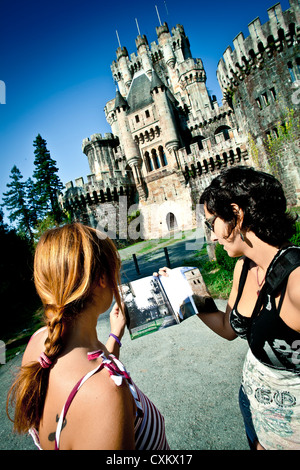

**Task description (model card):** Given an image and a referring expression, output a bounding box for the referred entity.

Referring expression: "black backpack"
[251,246,300,321]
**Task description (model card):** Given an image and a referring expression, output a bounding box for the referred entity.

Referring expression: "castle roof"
[126,70,153,114]
[150,69,164,91]
[114,90,128,110]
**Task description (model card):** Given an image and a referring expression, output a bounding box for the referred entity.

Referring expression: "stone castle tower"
[60,0,300,240]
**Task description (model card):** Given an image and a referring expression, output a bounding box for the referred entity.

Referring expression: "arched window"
[151,149,160,169]
[184,165,190,181]
[100,190,106,203]
[191,164,196,178]
[158,146,168,166]
[216,155,222,169]
[288,61,296,82]
[296,57,300,77]
[144,151,153,172]
[258,42,265,54]
[197,161,202,175]
[106,188,112,202]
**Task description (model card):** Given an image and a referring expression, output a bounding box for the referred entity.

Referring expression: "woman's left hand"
[110,303,126,340]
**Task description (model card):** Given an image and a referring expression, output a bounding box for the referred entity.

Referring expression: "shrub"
[215,243,238,272]
[290,221,300,247]
[0,228,40,340]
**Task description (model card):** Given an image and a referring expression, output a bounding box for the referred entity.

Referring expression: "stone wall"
[217,0,300,204]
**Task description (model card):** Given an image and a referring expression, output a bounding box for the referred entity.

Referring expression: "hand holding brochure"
[120,266,218,340]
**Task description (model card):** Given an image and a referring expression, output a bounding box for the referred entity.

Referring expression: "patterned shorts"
[240,349,300,450]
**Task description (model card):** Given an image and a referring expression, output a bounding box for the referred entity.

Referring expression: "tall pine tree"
[2,165,36,242]
[32,134,64,223]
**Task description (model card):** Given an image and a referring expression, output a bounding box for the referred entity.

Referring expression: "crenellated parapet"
[217,1,300,95]
[82,132,125,179]
[215,0,300,206]
[60,173,136,214]
[178,128,249,182]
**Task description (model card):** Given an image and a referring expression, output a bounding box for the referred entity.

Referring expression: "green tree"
[1,165,36,242]
[0,224,40,340]
[32,134,64,223]
[0,207,8,233]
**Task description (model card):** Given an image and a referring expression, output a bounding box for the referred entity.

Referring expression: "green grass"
[182,244,235,299]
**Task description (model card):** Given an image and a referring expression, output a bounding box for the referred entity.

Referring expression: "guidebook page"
[158,267,198,321]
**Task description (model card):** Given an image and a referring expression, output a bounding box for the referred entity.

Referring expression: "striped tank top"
[30,350,169,450]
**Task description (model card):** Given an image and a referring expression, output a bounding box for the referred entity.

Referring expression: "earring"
[240,231,245,242]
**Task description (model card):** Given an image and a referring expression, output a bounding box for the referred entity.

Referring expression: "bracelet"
[109,333,122,347]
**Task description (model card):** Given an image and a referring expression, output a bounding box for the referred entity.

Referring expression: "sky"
[0,0,291,222]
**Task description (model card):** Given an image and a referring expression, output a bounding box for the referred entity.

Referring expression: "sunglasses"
[204,215,218,232]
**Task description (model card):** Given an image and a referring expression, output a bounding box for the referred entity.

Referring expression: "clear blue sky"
[0,0,291,218]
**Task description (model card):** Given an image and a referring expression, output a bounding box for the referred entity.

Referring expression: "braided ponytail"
[7,223,122,434]
[44,307,64,361]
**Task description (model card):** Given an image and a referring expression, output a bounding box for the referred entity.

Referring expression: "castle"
[59,0,300,241]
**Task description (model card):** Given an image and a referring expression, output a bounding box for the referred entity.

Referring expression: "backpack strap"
[250,246,300,322]
[266,247,300,294]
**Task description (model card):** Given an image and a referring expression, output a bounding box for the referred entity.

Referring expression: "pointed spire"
[150,69,165,92]
[114,90,128,110]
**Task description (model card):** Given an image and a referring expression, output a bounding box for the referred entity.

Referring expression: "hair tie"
[38,352,52,369]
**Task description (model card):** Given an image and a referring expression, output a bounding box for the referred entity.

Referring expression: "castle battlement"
[61,2,300,234]
[61,172,135,210]
[178,129,248,178]
[217,1,299,93]
[82,132,116,152]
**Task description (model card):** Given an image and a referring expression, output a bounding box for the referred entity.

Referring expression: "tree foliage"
[0,209,40,340]
[0,134,68,339]
[2,166,37,242]
[2,134,67,244]
[32,134,64,224]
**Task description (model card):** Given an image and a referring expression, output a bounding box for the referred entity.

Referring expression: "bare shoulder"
[287,266,300,309]
[68,365,136,449]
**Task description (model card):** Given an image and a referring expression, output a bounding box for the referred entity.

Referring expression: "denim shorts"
[239,384,258,450]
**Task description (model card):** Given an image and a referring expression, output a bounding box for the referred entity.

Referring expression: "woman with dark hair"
[7,223,169,450]
[158,166,300,450]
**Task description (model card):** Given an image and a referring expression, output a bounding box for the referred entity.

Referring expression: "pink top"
[30,350,169,450]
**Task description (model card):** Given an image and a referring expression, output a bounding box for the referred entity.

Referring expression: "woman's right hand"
[109,302,126,339]
[153,266,171,277]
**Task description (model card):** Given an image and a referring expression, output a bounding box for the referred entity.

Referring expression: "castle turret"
[150,70,181,167]
[135,34,153,77]
[156,23,176,68]
[171,24,192,63]
[177,57,213,120]
[82,133,117,179]
[114,90,146,199]
[111,46,133,96]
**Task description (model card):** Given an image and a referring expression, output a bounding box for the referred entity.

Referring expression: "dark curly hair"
[200,166,297,247]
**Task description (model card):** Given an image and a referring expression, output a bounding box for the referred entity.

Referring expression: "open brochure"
[120,266,218,340]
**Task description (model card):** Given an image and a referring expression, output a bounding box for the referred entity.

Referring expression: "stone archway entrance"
[166,212,178,232]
